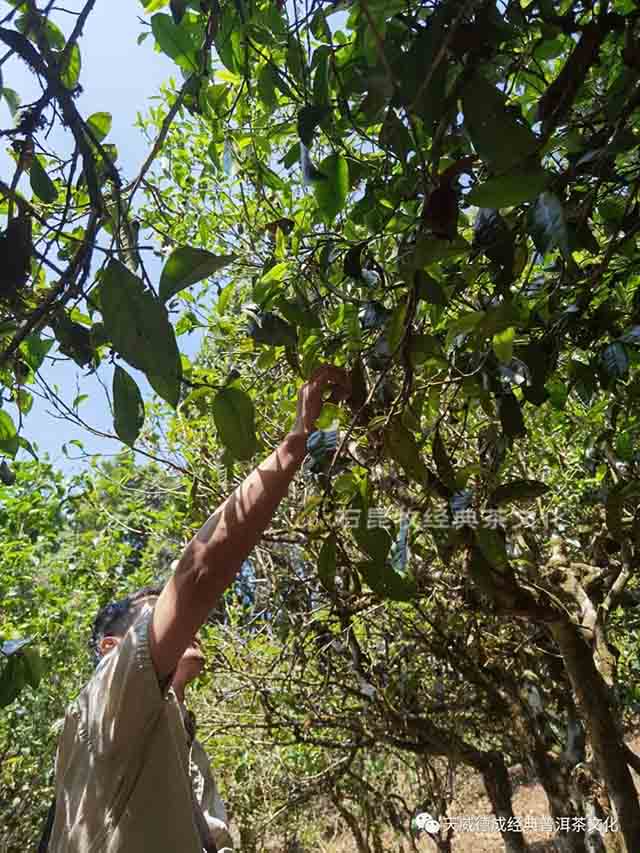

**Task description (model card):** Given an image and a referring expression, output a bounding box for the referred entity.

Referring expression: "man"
[47,364,351,852]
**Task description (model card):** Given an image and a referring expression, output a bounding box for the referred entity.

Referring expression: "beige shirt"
[49,610,231,852]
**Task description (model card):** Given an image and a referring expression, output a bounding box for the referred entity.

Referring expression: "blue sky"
[1,0,204,471]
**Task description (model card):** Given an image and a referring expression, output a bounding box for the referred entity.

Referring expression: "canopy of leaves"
[3,0,640,849]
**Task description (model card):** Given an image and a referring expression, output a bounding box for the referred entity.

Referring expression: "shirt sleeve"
[81,608,171,757]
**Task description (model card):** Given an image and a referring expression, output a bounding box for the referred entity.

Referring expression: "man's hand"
[150,363,351,681]
[289,364,352,440]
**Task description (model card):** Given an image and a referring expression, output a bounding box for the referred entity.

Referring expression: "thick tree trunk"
[533,752,586,853]
[551,620,640,853]
[517,689,587,853]
[477,751,527,853]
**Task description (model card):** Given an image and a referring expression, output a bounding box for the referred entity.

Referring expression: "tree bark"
[551,619,640,852]
[476,751,527,853]
[532,749,586,853]
[525,698,587,853]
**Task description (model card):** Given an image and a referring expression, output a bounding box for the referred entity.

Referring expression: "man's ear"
[98,635,120,657]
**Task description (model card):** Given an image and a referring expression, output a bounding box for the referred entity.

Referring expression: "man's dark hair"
[88,586,163,666]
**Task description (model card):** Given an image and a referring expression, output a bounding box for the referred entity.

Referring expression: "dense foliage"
[2,0,640,850]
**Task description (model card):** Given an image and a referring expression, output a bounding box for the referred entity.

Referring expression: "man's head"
[89,586,163,666]
[88,587,206,688]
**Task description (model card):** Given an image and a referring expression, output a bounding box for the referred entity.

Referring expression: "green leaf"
[475,527,510,573]
[257,63,278,109]
[212,387,258,461]
[383,420,430,487]
[16,389,32,415]
[432,430,456,490]
[467,166,550,207]
[411,236,469,268]
[387,303,407,353]
[213,10,243,74]
[278,297,321,330]
[358,559,416,601]
[312,46,331,108]
[0,435,18,459]
[29,157,58,204]
[0,410,17,445]
[16,13,65,50]
[113,366,145,446]
[297,105,329,147]
[217,283,234,315]
[497,392,526,439]
[445,311,486,351]
[142,0,169,10]
[493,327,515,364]
[2,87,21,117]
[354,525,392,565]
[281,143,301,170]
[315,402,341,430]
[314,155,349,222]
[462,74,539,171]
[0,460,15,484]
[0,657,25,708]
[247,312,297,347]
[399,20,447,130]
[546,379,568,410]
[489,479,549,505]
[160,247,236,302]
[258,162,287,192]
[260,261,289,285]
[379,108,412,162]
[86,112,112,142]
[20,335,53,371]
[287,40,306,86]
[272,68,294,100]
[528,192,570,258]
[17,436,38,461]
[100,260,182,407]
[60,44,81,89]
[606,481,640,541]
[151,13,198,71]
[415,270,447,305]
[318,533,337,592]
[22,648,44,689]
[408,334,443,367]
[602,342,629,380]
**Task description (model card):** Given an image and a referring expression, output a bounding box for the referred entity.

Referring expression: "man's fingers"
[308,364,351,394]
[326,387,347,404]
[325,380,352,403]
[308,365,338,385]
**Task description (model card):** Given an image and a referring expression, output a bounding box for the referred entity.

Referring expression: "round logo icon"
[414,811,441,834]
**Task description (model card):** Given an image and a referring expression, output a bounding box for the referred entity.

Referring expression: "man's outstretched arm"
[150,364,351,680]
